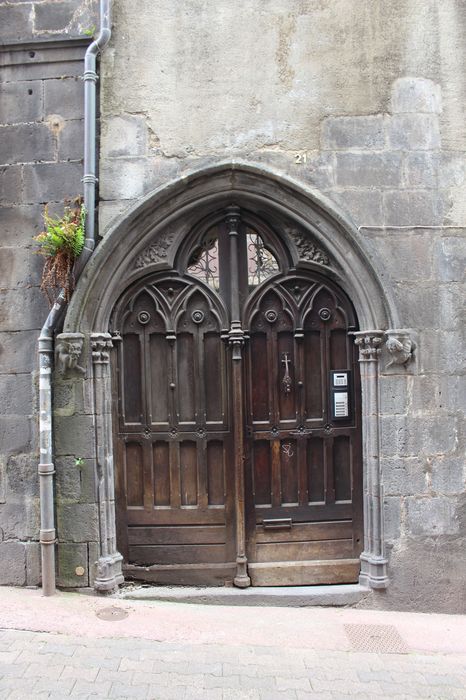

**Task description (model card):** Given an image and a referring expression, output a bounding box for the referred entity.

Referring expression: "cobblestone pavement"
[0,587,465,699]
[1,627,466,700]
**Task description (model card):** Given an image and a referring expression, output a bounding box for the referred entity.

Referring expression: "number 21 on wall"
[294,152,307,164]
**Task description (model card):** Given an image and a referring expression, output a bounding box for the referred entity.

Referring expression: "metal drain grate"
[344,623,409,654]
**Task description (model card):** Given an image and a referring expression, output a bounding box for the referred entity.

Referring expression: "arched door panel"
[113,216,363,587]
[244,276,363,585]
[114,277,235,584]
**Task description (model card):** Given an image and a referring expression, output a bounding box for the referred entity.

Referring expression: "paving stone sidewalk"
[1,627,466,700]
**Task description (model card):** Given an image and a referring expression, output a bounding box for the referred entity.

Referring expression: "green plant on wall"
[34,197,86,306]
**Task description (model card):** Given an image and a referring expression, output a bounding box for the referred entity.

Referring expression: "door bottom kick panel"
[247,558,360,586]
[124,562,237,586]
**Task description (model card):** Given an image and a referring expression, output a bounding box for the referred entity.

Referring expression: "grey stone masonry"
[0,30,90,587]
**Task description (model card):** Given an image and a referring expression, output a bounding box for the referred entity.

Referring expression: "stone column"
[91,332,124,592]
[353,330,389,589]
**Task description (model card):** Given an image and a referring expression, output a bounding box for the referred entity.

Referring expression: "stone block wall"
[0,0,465,610]
[96,0,466,612]
[0,0,97,587]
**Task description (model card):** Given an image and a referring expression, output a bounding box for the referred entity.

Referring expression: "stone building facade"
[0,0,465,612]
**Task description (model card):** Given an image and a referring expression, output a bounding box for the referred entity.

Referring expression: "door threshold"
[115,582,370,607]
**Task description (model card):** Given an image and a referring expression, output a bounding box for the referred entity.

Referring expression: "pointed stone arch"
[61,162,402,591]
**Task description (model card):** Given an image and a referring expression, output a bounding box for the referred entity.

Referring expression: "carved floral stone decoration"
[134,230,175,269]
[286,227,331,266]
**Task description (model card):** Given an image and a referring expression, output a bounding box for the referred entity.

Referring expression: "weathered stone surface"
[102,114,148,158]
[403,152,439,189]
[58,119,84,161]
[0,5,32,43]
[383,190,443,226]
[25,541,41,587]
[322,116,385,150]
[383,496,402,542]
[34,0,79,32]
[363,231,434,283]
[335,152,402,188]
[44,77,84,121]
[0,542,26,585]
[57,503,99,543]
[0,247,43,289]
[390,77,442,114]
[1,205,45,245]
[56,542,89,587]
[0,124,55,165]
[0,81,43,125]
[6,453,39,498]
[87,541,99,585]
[0,287,48,332]
[0,416,32,456]
[0,331,38,374]
[0,165,22,206]
[0,456,5,505]
[405,496,459,536]
[54,415,95,458]
[55,456,82,501]
[418,329,466,375]
[99,157,150,200]
[382,533,466,613]
[98,199,136,235]
[379,375,409,415]
[387,114,441,151]
[0,500,39,541]
[22,161,83,204]
[430,456,465,496]
[331,189,383,227]
[439,152,466,188]
[382,457,429,497]
[434,237,466,282]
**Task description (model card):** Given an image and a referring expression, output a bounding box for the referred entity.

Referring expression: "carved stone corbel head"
[55,333,86,377]
[384,329,415,368]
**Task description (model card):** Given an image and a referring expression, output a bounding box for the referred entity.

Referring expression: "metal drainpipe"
[38,0,112,596]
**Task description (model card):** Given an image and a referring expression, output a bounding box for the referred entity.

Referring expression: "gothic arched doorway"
[111,206,363,586]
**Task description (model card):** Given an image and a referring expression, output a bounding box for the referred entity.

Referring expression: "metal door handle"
[281,353,292,394]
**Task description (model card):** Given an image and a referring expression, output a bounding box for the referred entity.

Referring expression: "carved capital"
[91,332,113,365]
[225,204,241,234]
[384,329,415,369]
[55,333,85,376]
[353,330,384,362]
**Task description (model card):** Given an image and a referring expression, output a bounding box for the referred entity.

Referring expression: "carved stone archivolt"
[55,333,86,376]
[286,227,331,266]
[134,230,175,269]
[385,329,415,368]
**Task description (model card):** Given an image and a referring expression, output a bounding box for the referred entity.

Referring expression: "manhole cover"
[96,606,129,621]
[344,623,409,654]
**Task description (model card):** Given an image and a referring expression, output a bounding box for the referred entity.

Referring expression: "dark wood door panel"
[255,520,353,544]
[114,275,234,573]
[244,274,363,583]
[248,559,361,586]
[254,538,355,563]
[128,525,227,546]
[129,544,228,566]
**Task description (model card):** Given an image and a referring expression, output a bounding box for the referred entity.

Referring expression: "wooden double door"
[114,213,363,586]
